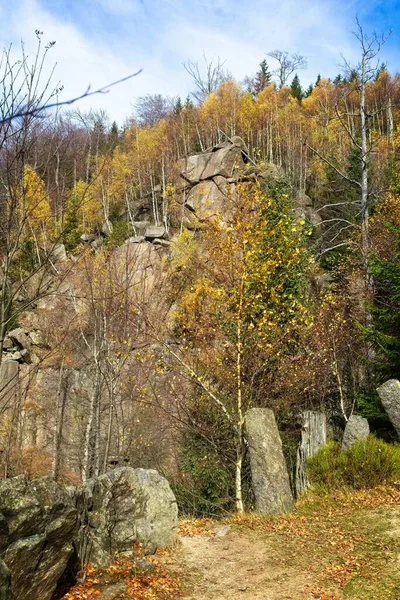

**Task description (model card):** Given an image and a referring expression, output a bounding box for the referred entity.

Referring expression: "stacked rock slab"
[342,415,370,449]
[245,408,293,514]
[377,379,400,437]
[177,138,250,226]
[76,467,178,567]
[0,476,78,600]
[295,411,327,497]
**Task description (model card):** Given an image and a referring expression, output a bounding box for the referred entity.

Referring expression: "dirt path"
[172,501,400,600]
[174,527,317,600]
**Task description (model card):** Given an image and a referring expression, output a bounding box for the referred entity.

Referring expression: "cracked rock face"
[0,476,78,600]
[178,144,245,184]
[76,467,178,568]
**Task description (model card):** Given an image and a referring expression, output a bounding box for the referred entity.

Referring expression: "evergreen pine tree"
[184,95,194,109]
[304,83,314,97]
[254,59,271,94]
[290,74,303,102]
[108,121,119,150]
[174,97,183,114]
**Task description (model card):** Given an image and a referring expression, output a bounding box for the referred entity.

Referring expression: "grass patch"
[228,486,400,599]
[307,436,400,491]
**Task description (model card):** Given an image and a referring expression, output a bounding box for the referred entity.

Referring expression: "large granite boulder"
[186,176,230,221]
[0,476,78,600]
[296,410,327,497]
[342,415,370,449]
[377,379,400,437]
[245,408,293,514]
[179,143,245,184]
[76,467,178,567]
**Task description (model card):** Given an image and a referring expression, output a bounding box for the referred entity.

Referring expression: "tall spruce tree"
[254,59,271,94]
[290,74,303,102]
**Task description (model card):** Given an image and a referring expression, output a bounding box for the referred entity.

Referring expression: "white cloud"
[1,0,394,124]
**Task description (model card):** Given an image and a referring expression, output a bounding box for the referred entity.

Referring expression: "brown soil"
[174,527,319,600]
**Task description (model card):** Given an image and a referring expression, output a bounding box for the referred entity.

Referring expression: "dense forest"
[1,28,400,515]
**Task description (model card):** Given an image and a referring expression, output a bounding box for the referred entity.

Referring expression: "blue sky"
[1,0,399,123]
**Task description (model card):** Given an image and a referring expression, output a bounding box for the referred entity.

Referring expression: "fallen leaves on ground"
[59,486,400,600]
[59,545,181,600]
[227,485,400,599]
[177,517,216,537]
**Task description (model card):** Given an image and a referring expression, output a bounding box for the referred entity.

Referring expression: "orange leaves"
[60,550,180,600]
[323,558,361,588]
[231,485,399,599]
[177,518,216,537]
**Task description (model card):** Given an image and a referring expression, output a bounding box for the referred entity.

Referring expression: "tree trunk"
[235,279,245,513]
[295,410,327,497]
[52,366,69,480]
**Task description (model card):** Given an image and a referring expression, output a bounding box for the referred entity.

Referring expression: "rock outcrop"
[76,467,178,567]
[245,408,293,514]
[0,476,78,600]
[0,560,10,600]
[0,468,178,598]
[295,410,327,497]
[178,139,246,184]
[176,138,250,227]
[342,415,370,449]
[0,360,19,407]
[377,379,400,437]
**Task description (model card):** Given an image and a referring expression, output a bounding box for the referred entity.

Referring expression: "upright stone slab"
[342,415,369,449]
[245,408,293,514]
[295,410,327,497]
[377,379,400,437]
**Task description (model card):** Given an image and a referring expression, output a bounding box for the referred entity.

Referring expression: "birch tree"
[166,182,312,511]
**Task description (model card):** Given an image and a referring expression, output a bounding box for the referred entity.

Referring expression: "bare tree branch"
[267,50,307,87]
[0,70,142,125]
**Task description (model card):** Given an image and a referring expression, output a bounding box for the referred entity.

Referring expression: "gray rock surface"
[80,232,97,243]
[342,415,370,449]
[0,360,19,405]
[377,379,400,437]
[1,338,12,350]
[144,226,166,240]
[0,559,10,600]
[179,143,244,184]
[245,408,293,514]
[153,238,172,247]
[125,236,145,244]
[132,221,150,236]
[8,328,31,351]
[185,177,229,220]
[28,330,43,346]
[296,411,327,497]
[76,467,178,567]
[0,476,78,600]
[52,243,68,262]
